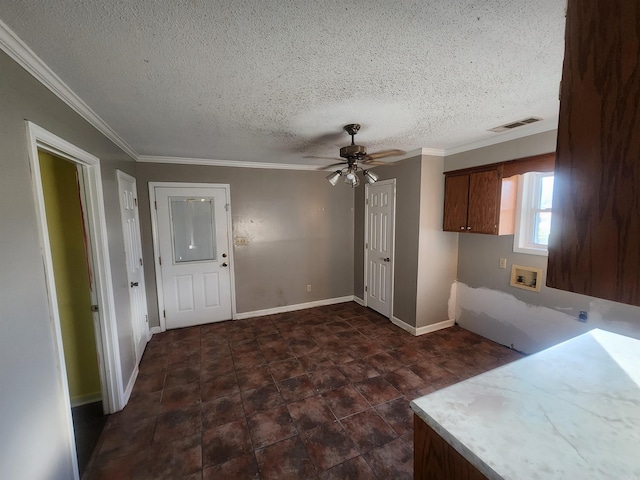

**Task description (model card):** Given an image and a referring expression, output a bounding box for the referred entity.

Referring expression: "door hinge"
[154,201,157,210]
[91,304,99,312]
[365,198,369,205]
[159,256,162,265]
[163,310,166,318]
[225,203,230,211]
[134,198,138,207]
[365,242,368,249]
[139,257,143,266]
[144,314,148,324]
[365,286,368,292]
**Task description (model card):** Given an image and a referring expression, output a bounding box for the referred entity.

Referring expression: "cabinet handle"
[467,226,471,230]
[460,226,465,230]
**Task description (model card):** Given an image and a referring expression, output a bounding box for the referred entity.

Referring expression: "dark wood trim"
[414,415,488,480]
[445,152,555,178]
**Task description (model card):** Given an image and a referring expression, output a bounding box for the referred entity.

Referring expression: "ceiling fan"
[314,124,405,187]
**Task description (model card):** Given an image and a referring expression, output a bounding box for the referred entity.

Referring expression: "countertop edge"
[410,399,503,480]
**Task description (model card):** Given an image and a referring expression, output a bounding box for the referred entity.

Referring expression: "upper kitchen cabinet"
[547,0,640,307]
[444,166,512,235]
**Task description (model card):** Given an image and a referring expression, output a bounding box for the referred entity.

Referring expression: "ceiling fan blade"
[363,149,406,160]
[303,155,343,161]
[318,162,348,170]
[359,160,389,166]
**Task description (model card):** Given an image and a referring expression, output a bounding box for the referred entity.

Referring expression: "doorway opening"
[26,121,124,480]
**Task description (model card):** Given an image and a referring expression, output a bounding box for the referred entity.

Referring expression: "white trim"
[353,296,365,306]
[1,20,137,160]
[122,365,139,406]
[391,316,455,336]
[419,147,445,157]
[150,326,162,335]
[443,123,557,156]
[138,155,321,171]
[235,296,355,320]
[415,319,456,336]
[70,393,103,408]
[149,182,238,331]
[25,122,125,480]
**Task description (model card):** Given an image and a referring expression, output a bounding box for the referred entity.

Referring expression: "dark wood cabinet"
[546,0,640,307]
[443,167,502,234]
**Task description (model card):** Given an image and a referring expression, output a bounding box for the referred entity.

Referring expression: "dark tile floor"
[72,401,108,477]
[84,302,523,480]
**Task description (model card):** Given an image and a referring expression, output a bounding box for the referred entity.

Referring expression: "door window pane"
[170,197,216,263]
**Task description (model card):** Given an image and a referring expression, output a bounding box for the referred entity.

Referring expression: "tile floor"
[84,302,523,480]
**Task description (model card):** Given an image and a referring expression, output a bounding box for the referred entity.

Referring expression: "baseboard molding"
[70,392,102,408]
[415,319,456,336]
[353,296,365,306]
[149,326,162,336]
[235,296,355,320]
[121,365,139,407]
[391,316,455,336]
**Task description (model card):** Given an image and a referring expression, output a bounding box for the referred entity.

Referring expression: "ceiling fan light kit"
[320,124,405,188]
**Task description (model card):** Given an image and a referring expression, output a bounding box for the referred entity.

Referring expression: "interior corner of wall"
[448,281,459,321]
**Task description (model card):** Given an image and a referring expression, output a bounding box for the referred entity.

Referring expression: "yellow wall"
[39,151,101,403]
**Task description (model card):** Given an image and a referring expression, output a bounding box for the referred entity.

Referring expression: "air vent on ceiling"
[489,117,542,133]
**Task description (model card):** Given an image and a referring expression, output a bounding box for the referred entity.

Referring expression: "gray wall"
[354,156,422,325]
[354,154,458,329]
[0,51,135,479]
[136,163,354,325]
[446,131,640,353]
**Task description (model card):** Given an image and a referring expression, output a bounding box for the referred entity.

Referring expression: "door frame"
[25,122,124,479]
[363,178,397,319]
[116,170,150,362]
[149,182,237,331]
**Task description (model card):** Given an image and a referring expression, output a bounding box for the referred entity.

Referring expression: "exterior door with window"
[155,186,233,329]
[365,180,396,318]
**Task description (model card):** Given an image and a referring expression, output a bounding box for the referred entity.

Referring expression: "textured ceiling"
[0,1,566,165]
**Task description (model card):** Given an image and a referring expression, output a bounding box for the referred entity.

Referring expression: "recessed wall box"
[510,265,543,292]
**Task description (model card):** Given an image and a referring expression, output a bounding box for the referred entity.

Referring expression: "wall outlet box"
[510,264,543,292]
[499,258,507,269]
[307,285,312,292]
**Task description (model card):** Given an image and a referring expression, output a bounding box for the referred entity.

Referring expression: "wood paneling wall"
[547,0,640,306]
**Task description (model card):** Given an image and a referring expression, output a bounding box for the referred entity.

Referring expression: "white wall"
[415,155,459,328]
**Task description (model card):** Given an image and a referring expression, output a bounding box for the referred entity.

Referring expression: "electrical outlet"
[499,258,507,269]
[307,285,312,292]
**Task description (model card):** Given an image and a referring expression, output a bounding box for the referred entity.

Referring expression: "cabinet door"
[443,175,469,232]
[547,0,640,306]
[467,170,500,234]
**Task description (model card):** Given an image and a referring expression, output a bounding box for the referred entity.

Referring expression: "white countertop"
[410,329,640,480]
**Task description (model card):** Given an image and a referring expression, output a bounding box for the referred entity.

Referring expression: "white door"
[117,171,149,363]
[154,185,233,329]
[365,180,395,317]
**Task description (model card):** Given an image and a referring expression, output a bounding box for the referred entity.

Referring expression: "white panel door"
[117,171,148,363]
[366,180,395,317]
[155,186,232,329]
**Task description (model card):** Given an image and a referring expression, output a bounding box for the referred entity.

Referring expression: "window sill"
[513,245,548,256]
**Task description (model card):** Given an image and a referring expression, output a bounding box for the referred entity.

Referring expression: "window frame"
[513,171,554,256]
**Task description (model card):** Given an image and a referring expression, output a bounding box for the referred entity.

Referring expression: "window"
[513,172,554,256]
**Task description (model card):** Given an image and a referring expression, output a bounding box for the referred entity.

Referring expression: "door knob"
[222,253,227,258]
[221,262,228,267]
[383,258,390,262]
[130,282,139,287]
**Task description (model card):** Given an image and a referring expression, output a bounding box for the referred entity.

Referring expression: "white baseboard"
[149,326,162,335]
[353,296,365,306]
[415,319,456,336]
[391,316,455,336]
[121,365,139,407]
[70,392,102,408]
[235,295,355,320]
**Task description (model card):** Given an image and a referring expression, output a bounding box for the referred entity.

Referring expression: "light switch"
[499,258,507,269]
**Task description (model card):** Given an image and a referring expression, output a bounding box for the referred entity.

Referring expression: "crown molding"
[419,147,445,157]
[443,122,557,156]
[137,155,322,171]
[0,18,138,160]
